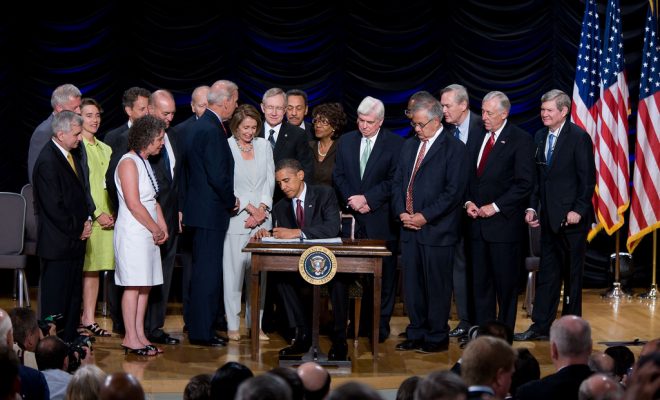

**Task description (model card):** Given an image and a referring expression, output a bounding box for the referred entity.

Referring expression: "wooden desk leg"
[250,255,261,362]
[372,259,382,360]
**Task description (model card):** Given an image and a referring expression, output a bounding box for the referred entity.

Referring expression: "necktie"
[268,129,276,149]
[162,146,172,181]
[405,140,428,213]
[359,138,371,179]
[296,199,304,228]
[453,126,461,140]
[476,132,495,177]
[220,120,228,137]
[546,133,555,165]
[66,153,78,176]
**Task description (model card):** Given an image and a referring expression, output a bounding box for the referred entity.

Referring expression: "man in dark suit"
[404,91,436,139]
[179,80,238,347]
[143,89,181,346]
[28,84,82,184]
[462,336,517,400]
[440,83,484,338]
[286,89,314,141]
[254,159,343,359]
[515,89,596,341]
[102,86,151,334]
[32,111,92,342]
[465,91,534,332]
[173,85,210,142]
[515,316,593,400]
[392,98,468,353]
[258,88,314,190]
[333,96,403,343]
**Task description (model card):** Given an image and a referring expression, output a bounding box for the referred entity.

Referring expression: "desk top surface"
[243,238,392,257]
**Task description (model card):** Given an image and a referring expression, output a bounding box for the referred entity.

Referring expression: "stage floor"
[2,288,657,394]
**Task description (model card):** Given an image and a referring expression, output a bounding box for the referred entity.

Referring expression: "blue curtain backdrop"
[0,1,653,275]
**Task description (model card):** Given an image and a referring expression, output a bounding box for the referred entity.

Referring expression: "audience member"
[395,375,419,400]
[35,336,72,400]
[269,367,304,400]
[0,347,20,400]
[461,336,516,399]
[286,89,314,140]
[297,362,331,400]
[183,374,211,400]
[640,338,660,357]
[310,102,347,187]
[589,352,616,375]
[210,361,254,400]
[578,373,624,400]
[66,364,107,400]
[99,372,145,400]
[622,352,660,400]
[516,315,593,400]
[235,374,292,400]
[510,348,540,397]
[326,381,383,400]
[8,307,41,369]
[414,371,467,400]
[451,320,514,375]
[604,345,635,384]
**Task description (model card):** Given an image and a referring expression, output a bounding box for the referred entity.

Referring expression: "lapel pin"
[500,140,506,144]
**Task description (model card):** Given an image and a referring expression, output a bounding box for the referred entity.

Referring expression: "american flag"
[594,0,630,237]
[627,2,660,253]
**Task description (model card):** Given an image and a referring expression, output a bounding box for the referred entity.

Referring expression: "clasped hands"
[244,203,269,229]
[347,195,370,214]
[253,227,301,239]
[400,212,427,230]
[466,202,496,219]
[524,210,581,228]
[96,212,115,229]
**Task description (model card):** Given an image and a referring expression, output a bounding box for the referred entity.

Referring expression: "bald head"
[99,372,145,400]
[148,89,176,128]
[550,316,592,365]
[578,373,623,400]
[297,362,330,400]
[191,85,210,118]
[589,352,615,375]
[0,308,12,348]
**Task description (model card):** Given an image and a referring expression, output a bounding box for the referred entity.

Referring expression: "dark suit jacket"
[32,141,89,260]
[272,184,340,239]
[333,128,403,240]
[258,122,314,183]
[104,122,130,212]
[148,127,180,235]
[530,121,596,233]
[302,121,315,141]
[173,115,196,148]
[392,129,468,246]
[71,143,96,217]
[180,109,235,231]
[466,121,534,242]
[444,111,484,158]
[515,364,592,400]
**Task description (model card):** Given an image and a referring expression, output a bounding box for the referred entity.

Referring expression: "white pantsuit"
[223,137,274,331]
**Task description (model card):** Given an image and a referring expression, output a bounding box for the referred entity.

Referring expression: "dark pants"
[187,227,226,342]
[452,236,473,329]
[40,257,84,342]
[531,220,588,333]
[401,237,453,344]
[144,231,178,337]
[471,239,520,330]
[106,270,124,332]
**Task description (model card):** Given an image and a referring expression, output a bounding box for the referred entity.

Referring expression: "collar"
[457,112,471,138]
[51,138,71,158]
[362,129,380,144]
[294,182,307,204]
[299,121,306,130]
[424,125,443,147]
[490,119,507,139]
[265,121,283,135]
[468,386,495,395]
[549,120,566,137]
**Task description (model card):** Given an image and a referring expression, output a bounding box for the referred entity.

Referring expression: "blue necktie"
[268,129,276,149]
[453,126,461,139]
[546,134,555,165]
[162,146,172,181]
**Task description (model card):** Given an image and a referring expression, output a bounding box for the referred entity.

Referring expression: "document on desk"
[260,237,343,244]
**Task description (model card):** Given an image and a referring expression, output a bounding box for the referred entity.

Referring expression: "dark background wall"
[0,1,655,285]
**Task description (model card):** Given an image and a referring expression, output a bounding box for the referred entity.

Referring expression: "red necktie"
[296,199,305,228]
[405,140,428,214]
[477,132,495,177]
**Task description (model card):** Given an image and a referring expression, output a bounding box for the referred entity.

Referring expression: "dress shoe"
[279,337,311,356]
[189,336,226,347]
[513,329,548,341]
[214,331,230,342]
[148,333,180,345]
[449,327,468,338]
[395,339,423,351]
[398,331,408,339]
[416,340,449,354]
[328,340,349,361]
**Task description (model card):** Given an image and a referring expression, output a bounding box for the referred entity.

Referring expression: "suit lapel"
[418,130,445,171]
[52,142,82,185]
[303,184,316,228]
[362,131,385,183]
[480,124,510,175]
[548,123,570,170]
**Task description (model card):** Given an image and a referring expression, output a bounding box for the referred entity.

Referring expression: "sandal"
[81,322,111,337]
[121,345,156,356]
[227,330,241,341]
[145,344,164,354]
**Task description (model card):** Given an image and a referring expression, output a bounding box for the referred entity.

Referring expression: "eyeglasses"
[312,118,330,126]
[404,109,413,118]
[410,119,434,129]
[264,105,285,112]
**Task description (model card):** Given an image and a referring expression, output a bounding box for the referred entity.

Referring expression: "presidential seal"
[298,246,337,285]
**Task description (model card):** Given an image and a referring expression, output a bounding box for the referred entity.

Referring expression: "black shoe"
[148,333,180,345]
[279,337,311,356]
[189,336,227,347]
[416,340,449,354]
[214,331,229,342]
[513,329,548,341]
[395,339,423,351]
[398,331,407,339]
[328,340,349,361]
[449,327,468,338]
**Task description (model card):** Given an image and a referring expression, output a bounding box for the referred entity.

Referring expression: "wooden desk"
[243,239,391,362]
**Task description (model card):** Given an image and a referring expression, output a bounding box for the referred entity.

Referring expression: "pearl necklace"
[235,138,253,153]
[317,141,332,157]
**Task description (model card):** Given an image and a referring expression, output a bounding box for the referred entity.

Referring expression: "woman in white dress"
[114,115,168,356]
[223,104,274,341]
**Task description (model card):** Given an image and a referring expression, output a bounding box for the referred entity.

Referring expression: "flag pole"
[603,230,631,299]
[639,231,658,299]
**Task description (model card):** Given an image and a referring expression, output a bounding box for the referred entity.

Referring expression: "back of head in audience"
[326,381,383,400]
[211,361,253,400]
[589,352,615,375]
[640,338,660,357]
[269,367,304,400]
[473,320,513,344]
[35,335,68,371]
[0,346,20,400]
[604,345,635,382]
[577,373,623,400]
[235,373,292,400]
[461,336,517,398]
[297,362,331,400]
[550,315,592,367]
[0,308,12,347]
[509,348,540,397]
[413,371,467,400]
[8,307,40,352]
[99,372,145,400]
[66,364,107,400]
[396,375,420,400]
[184,374,211,400]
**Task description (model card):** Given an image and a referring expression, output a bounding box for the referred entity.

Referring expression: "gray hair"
[541,89,571,111]
[192,85,210,99]
[357,96,385,120]
[483,91,511,113]
[51,84,82,109]
[51,110,83,137]
[550,316,592,357]
[235,374,292,400]
[441,84,469,106]
[262,87,286,104]
[286,89,308,105]
[414,370,467,400]
[411,97,443,121]
[0,308,11,346]
[208,80,238,105]
[66,365,107,400]
[409,91,436,104]
[578,373,624,400]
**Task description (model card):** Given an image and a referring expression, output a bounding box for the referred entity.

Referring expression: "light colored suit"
[222,136,275,331]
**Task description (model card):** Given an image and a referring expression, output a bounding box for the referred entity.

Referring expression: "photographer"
[9,307,42,370]
[36,336,95,400]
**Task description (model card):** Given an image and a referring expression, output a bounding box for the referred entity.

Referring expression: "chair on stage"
[523,224,541,318]
[0,192,30,307]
